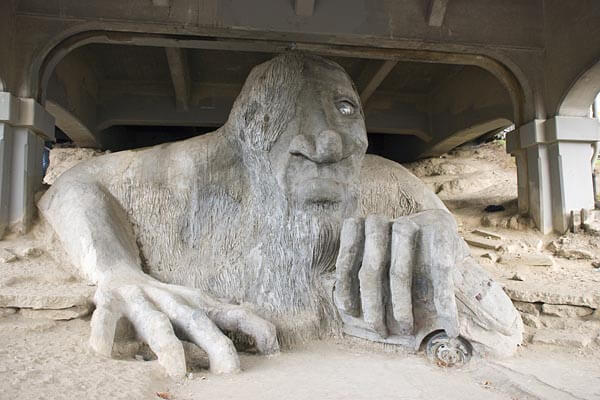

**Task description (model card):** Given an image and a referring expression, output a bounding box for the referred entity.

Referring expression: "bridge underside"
[46,42,514,162]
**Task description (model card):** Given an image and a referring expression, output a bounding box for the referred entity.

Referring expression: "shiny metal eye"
[336,101,355,116]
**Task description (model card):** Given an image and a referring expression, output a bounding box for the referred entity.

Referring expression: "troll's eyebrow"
[334,92,360,106]
[326,86,359,102]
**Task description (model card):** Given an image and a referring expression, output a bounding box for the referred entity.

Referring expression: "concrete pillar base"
[0,92,54,237]
[508,116,600,234]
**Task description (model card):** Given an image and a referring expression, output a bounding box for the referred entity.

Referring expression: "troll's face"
[228,54,368,220]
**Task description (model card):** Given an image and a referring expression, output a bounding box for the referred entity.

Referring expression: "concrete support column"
[0,92,54,237]
[0,122,13,235]
[508,116,600,234]
[506,133,529,216]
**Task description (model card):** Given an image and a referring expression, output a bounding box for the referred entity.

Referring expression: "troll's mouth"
[303,199,342,213]
[296,178,345,211]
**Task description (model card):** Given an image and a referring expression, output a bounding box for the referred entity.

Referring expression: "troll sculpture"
[39,53,522,376]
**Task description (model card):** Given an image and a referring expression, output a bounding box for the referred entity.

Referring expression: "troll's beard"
[247,207,343,346]
[235,147,361,346]
[244,181,361,345]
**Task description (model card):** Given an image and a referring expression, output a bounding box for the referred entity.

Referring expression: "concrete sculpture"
[38,53,522,376]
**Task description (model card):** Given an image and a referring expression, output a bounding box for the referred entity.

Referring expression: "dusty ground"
[169,339,600,400]
[404,140,522,229]
[2,314,599,400]
[2,141,600,399]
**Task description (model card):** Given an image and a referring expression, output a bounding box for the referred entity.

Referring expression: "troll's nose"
[289,130,343,164]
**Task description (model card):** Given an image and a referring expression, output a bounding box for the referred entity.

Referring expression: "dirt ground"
[1,314,599,400]
[2,140,600,399]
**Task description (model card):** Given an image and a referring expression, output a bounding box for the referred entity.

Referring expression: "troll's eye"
[336,100,355,116]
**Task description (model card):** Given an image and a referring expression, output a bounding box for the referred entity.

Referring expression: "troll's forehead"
[226,53,361,152]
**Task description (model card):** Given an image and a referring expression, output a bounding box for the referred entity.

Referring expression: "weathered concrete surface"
[38,54,522,376]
